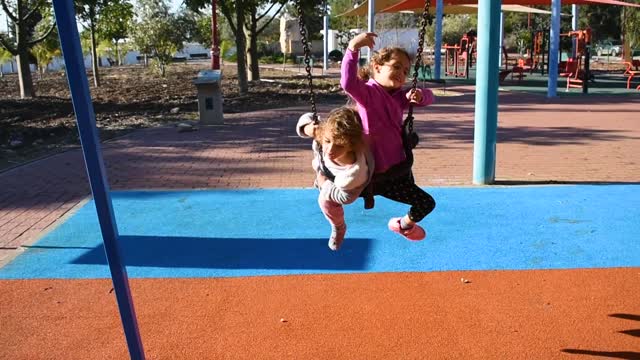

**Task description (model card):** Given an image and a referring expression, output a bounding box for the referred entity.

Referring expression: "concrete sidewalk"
[1,87,639,265]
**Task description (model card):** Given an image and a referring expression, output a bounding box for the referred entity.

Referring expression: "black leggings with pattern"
[373,172,436,222]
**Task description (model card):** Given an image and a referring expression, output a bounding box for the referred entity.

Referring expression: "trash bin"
[193,69,223,125]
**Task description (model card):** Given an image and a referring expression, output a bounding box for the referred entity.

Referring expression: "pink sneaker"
[388,217,426,241]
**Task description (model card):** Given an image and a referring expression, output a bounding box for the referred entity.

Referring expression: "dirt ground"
[0,62,343,171]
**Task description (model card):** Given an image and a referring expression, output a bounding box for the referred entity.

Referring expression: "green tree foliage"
[579,5,621,42]
[31,6,59,77]
[97,0,133,66]
[244,1,286,81]
[440,15,476,47]
[622,2,640,58]
[131,0,187,77]
[328,0,360,30]
[376,12,418,32]
[284,1,323,40]
[0,45,13,77]
[184,0,291,92]
[0,0,56,98]
[76,0,110,86]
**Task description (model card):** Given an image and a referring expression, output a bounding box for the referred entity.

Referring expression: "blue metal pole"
[547,0,561,97]
[50,1,145,359]
[472,0,501,185]
[434,0,443,80]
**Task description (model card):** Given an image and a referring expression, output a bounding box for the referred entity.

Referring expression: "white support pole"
[367,0,375,61]
[323,2,329,71]
[571,5,579,57]
[499,12,504,68]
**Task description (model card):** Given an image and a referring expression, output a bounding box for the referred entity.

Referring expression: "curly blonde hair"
[315,107,364,152]
[357,47,412,81]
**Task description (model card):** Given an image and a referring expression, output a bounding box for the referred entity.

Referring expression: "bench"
[190,53,210,59]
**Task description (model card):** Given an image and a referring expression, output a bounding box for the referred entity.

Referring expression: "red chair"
[623,61,639,89]
[559,58,578,78]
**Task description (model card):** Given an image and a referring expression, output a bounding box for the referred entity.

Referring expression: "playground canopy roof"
[394,4,559,14]
[337,0,558,16]
[381,0,640,13]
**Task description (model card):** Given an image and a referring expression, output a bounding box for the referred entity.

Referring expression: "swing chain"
[406,0,432,131]
[295,0,318,124]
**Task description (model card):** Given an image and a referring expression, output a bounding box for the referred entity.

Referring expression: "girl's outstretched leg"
[375,173,436,241]
[318,196,347,250]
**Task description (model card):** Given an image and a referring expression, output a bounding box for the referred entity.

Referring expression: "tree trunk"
[246,8,260,82]
[90,21,100,87]
[16,51,34,98]
[115,41,121,66]
[235,4,248,95]
[15,1,35,98]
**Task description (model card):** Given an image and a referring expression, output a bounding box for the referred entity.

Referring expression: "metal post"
[547,0,561,97]
[50,0,145,359]
[323,1,329,71]
[583,40,590,94]
[367,0,375,61]
[211,0,220,70]
[499,12,504,69]
[434,0,443,80]
[473,0,501,185]
[572,5,578,58]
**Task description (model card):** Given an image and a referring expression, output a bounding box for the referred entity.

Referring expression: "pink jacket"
[340,49,435,173]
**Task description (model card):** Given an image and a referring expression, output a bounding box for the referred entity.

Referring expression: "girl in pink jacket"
[341,32,436,241]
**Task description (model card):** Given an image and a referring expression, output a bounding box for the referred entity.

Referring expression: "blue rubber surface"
[1,185,638,279]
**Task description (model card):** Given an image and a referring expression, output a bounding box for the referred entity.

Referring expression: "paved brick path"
[1,87,639,264]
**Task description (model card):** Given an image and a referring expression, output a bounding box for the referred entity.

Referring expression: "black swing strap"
[296,1,336,182]
[295,0,319,125]
[405,0,432,144]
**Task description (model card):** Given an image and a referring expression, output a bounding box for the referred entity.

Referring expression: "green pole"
[473,0,501,184]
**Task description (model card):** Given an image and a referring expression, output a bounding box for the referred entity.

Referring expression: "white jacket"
[297,112,375,204]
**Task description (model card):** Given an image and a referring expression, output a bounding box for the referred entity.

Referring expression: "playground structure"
[444,32,476,79]
[519,30,549,75]
[558,29,592,92]
[498,30,548,84]
[623,60,640,90]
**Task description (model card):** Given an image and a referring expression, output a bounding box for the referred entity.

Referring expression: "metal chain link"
[295,0,318,124]
[406,0,432,133]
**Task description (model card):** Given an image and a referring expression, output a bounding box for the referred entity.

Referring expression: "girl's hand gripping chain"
[406,89,423,104]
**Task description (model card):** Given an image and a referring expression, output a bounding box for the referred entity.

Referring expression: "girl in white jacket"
[297,107,375,251]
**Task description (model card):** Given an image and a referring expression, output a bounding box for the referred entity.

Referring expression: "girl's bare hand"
[348,32,377,51]
[317,172,328,186]
[304,123,318,138]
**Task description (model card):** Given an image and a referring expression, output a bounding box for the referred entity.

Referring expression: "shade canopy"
[338,2,558,16]
[336,0,400,17]
[391,4,560,14]
[382,0,640,13]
